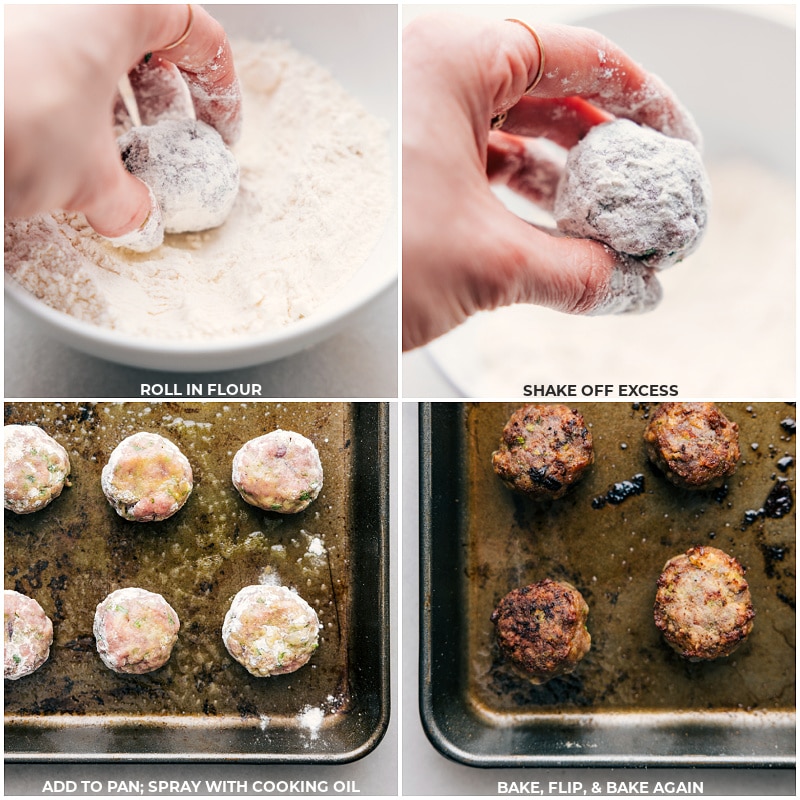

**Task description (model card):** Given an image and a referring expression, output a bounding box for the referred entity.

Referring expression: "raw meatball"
[222,584,320,677]
[101,432,193,522]
[644,402,740,490]
[94,587,180,674]
[4,590,53,680]
[491,404,594,500]
[118,118,240,234]
[491,580,591,684]
[4,424,71,514]
[654,546,754,661]
[232,430,323,513]
[554,119,710,269]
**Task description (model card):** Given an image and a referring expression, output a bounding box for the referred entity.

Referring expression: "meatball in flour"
[554,119,710,269]
[222,584,320,677]
[118,119,239,234]
[491,580,591,684]
[101,432,193,522]
[492,405,594,500]
[4,590,53,680]
[644,402,740,490]
[4,424,71,514]
[232,430,323,513]
[94,587,180,674]
[654,546,754,661]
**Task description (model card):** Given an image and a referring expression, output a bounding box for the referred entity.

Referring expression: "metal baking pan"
[420,402,795,767]
[5,402,389,763]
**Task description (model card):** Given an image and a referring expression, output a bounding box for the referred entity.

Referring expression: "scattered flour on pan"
[4,39,391,340]
[298,704,324,741]
[428,159,795,397]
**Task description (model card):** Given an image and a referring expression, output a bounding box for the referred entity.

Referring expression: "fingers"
[503,21,701,147]
[78,140,164,251]
[499,96,612,148]
[487,133,563,212]
[112,91,134,137]
[129,56,194,126]
[482,205,663,317]
[519,224,663,316]
[487,97,611,211]
[147,5,243,144]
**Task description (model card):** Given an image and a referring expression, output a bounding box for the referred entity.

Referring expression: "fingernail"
[104,184,164,253]
[588,256,662,315]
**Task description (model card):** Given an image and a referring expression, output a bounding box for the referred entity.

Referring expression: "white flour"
[428,159,795,397]
[4,39,391,340]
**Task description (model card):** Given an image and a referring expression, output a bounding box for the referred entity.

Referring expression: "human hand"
[4,4,242,251]
[402,13,701,350]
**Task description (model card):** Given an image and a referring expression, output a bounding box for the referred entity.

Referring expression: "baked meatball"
[94,587,180,674]
[554,119,710,269]
[4,424,71,514]
[101,432,193,521]
[4,590,53,680]
[232,430,323,513]
[222,584,320,677]
[491,580,591,684]
[491,405,594,500]
[644,403,740,490]
[654,546,754,661]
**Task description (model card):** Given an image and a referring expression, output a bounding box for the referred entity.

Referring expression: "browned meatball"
[491,405,594,500]
[643,403,740,490]
[654,546,755,661]
[491,580,591,684]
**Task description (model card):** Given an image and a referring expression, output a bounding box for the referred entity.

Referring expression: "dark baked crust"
[653,545,755,661]
[644,403,740,489]
[491,405,594,500]
[491,579,591,684]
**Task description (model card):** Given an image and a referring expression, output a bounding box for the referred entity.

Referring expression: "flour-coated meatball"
[644,402,740,490]
[118,118,239,234]
[491,580,591,684]
[232,430,323,513]
[222,584,320,677]
[94,587,180,674]
[554,119,710,269]
[491,405,594,500]
[654,546,754,661]
[101,432,193,522]
[4,590,53,680]
[4,424,71,514]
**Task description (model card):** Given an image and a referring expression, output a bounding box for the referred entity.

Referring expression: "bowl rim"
[4,220,397,360]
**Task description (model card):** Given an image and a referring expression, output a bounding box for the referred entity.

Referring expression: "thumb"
[491,210,663,316]
[79,141,164,252]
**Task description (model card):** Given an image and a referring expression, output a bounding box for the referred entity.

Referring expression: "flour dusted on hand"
[119,119,240,234]
[554,119,710,269]
[5,39,391,340]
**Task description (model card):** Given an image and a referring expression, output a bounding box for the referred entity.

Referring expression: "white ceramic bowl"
[419,5,795,397]
[5,5,397,372]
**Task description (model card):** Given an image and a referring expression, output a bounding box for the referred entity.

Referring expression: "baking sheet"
[420,402,795,767]
[5,402,389,762]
